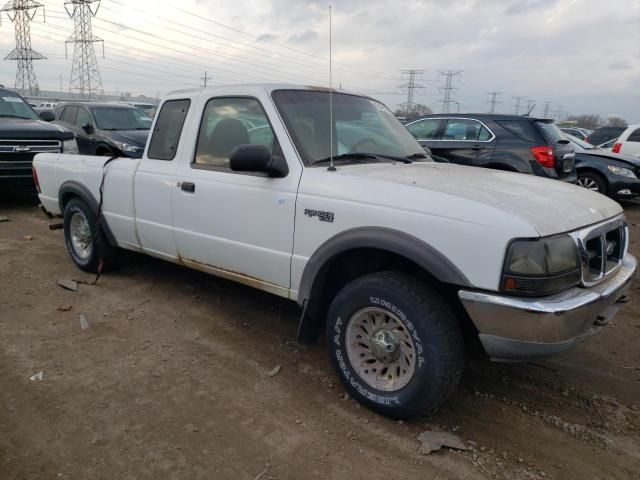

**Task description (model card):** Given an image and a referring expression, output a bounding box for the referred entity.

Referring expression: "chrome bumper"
[459,254,637,361]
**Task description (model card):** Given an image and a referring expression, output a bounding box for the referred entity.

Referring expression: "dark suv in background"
[405,114,577,182]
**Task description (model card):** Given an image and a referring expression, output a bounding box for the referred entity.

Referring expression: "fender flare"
[296,227,470,343]
[58,180,117,246]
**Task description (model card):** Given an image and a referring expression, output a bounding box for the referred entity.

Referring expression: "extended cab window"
[406,119,440,140]
[442,119,492,141]
[147,99,190,160]
[194,97,277,169]
[628,128,640,142]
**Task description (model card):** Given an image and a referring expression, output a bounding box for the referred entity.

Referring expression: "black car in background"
[585,126,626,147]
[564,134,640,200]
[405,114,577,182]
[50,102,152,158]
[0,87,76,193]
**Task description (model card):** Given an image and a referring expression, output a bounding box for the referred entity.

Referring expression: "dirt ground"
[1,195,639,480]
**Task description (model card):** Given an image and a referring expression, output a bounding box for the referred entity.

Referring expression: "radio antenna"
[327,5,336,172]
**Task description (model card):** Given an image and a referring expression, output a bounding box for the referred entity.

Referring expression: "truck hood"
[338,162,622,237]
[0,118,74,140]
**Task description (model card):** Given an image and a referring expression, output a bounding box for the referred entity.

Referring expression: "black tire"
[577,171,607,195]
[63,198,118,273]
[326,271,464,419]
[96,145,114,157]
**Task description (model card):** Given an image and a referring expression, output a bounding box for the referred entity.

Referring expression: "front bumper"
[459,254,637,361]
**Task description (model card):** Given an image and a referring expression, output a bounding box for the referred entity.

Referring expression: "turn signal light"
[530,146,555,168]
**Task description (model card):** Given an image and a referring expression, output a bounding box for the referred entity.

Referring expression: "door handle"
[180,181,195,193]
[472,144,482,151]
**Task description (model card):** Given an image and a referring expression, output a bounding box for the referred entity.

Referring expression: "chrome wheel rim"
[345,307,417,392]
[578,177,600,192]
[70,211,92,260]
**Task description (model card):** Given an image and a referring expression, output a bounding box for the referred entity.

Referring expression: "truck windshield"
[0,91,39,120]
[272,90,428,165]
[91,107,152,130]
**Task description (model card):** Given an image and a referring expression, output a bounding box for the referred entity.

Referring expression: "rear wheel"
[63,198,118,273]
[577,171,607,195]
[326,271,464,419]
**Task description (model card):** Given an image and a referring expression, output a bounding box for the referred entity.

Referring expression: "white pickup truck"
[34,85,636,419]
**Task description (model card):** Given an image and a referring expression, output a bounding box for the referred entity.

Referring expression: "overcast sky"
[0,0,638,121]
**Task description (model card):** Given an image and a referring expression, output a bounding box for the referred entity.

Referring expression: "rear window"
[495,119,540,143]
[535,121,565,143]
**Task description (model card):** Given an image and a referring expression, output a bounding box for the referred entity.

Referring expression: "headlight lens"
[62,139,79,154]
[502,235,581,296]
[607,165,637,178]
[113,140,142,153]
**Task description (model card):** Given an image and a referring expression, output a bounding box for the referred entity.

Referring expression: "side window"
[406,119,440,140]
[61,106,78,125]
[496,120,539,143]
[442,119,489,141]
[147,99,190,161]
[75,108,92,128]
[627,128,640,142]
[194,97,277,170]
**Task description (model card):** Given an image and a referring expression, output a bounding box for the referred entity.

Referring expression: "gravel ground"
[1,195,639,480]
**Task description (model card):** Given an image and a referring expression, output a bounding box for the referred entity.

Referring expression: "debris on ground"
[0,216,9,222]
[23,235,33,241]
[267,365,282,377]
[57,279,78,292]
[253,466,269,480]
[80,314,89,330]
[29,371,44,381]
[57,305,73,312]
[417,430,469,455]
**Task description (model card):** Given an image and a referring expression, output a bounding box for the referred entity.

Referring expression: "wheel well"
[576,166,605,178]
[60,191,80,210]
[299,247,476,344]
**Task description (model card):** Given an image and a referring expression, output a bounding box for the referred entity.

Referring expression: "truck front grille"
[571,215,627,286]
[0,140,61,177]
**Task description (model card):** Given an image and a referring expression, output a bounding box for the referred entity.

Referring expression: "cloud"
[609,60,632,70]
[287,30,318,44]
[504,0,557,15]
[256,33,279,43]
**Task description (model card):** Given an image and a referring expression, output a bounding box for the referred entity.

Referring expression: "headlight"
[502,235,581,296]
[62,139,79,154]
[607,165,637,178]
[112,140,142,153]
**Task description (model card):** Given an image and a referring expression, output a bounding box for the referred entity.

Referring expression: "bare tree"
[394,104,433,121]
[607,115,627,127]
[566,114,602,130]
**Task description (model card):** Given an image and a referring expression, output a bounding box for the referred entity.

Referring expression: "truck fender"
[58,180,118,246]
[296,227,470,343]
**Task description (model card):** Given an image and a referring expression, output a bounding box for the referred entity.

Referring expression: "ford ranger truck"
[33,85,636,419]
[0,87,77,193]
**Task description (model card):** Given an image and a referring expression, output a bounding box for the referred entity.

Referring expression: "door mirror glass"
[229,144,288,178]
[39,110,54,122]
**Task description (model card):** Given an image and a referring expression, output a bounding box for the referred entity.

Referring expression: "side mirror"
[229,144,288,178]
[39,111,54,122]
[82,123,95,134]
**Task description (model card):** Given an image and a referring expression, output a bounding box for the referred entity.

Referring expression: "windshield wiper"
[407,153,428,160]
[312,152,379,165]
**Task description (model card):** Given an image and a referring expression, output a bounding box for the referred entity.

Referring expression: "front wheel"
[326,272,464,419]
[577,171,607,195]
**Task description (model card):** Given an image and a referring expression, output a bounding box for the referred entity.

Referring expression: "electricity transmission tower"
[487,91,500,113]
[398,69,424,115]
[525,99,535,115]
[0,0,46,96]
[513,96,525,115]
[438,70,462,114]
[543,101,552,118]
[64,0,104,98]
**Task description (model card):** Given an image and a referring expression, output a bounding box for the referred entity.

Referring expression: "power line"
[1,0,46,95]
[513,96,525,115]
[64,0,104,98]
[398,69,424,114]
[438,70,462,114]
[487,91,500,113]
